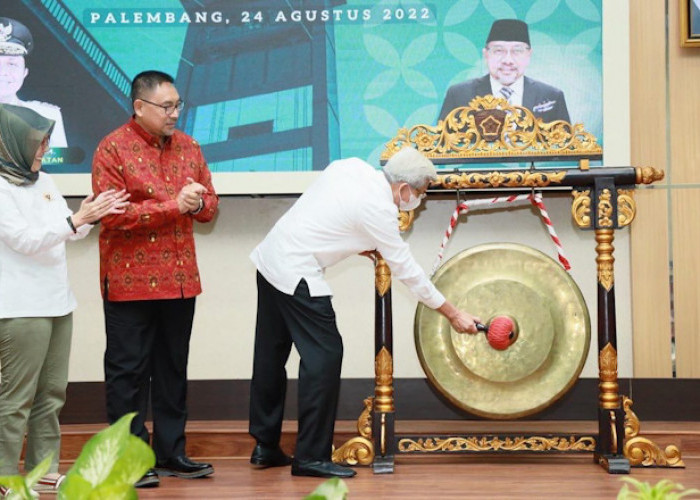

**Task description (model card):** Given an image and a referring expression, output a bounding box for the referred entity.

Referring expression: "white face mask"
[398,185,423,211]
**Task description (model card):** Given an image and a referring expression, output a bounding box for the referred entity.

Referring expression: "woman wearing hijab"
[0,104,129,494]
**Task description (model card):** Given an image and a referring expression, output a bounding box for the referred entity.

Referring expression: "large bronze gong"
[415,243,590,419]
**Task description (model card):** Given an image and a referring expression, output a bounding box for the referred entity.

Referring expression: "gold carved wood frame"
[334,95,673,475]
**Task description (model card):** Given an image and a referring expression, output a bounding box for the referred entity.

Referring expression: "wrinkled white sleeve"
[0,181,85,255]
[359,200,445,309]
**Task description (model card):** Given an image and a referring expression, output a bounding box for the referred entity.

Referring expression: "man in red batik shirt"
[92,70,218,488]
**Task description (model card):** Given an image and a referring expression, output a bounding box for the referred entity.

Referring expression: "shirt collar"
[128,117,171,148]
[490,76,524,99]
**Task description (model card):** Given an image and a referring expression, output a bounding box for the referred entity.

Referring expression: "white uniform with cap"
[0,17,68,148]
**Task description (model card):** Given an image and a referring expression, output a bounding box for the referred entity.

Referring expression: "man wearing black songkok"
[438,19,570,124]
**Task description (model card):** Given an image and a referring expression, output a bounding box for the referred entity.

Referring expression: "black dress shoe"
[155,456,214,478]
[291,459,356,478]
[250,443,293,467]
[134,468,160,488]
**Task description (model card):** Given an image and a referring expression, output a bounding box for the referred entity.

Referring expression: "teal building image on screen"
[7,0,602,178]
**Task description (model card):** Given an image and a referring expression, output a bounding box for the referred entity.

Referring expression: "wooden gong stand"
[330,98,683,474]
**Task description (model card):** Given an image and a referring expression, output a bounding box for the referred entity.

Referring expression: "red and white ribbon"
[430,192,571,276]
[529,193,571,271]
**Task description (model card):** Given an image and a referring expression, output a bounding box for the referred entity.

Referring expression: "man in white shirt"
[248,147,480,478]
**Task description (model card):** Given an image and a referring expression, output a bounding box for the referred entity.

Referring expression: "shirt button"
[126,263,130,268]
[150,278,157,287]
[166,176,170,181]
[147,187,154,194]
[149,233,157,242]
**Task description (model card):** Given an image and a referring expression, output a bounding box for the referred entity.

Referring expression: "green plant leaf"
[616,483,631,500]
[304,478,349,500]
[23,454,53,488]
[58,474,93,500]
[67,413,136,487]
[0,475,33,500]
[88,483,138,500]
[58,412,155,499]
[618,477,700,500]
[102,434,155,486]
[3,414,155,500]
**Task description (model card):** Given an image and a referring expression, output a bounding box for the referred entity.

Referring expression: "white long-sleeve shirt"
[250,158,445,309]
[0,172,90,318]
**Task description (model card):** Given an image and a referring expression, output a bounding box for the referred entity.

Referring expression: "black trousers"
[103,297,195,461]
[249,272,343,462]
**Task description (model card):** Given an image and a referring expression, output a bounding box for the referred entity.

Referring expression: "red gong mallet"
[475,316,518,350]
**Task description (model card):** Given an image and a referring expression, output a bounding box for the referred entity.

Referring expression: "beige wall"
[63,1,640,383]
[630,0,700,377]
[66,194,633,382]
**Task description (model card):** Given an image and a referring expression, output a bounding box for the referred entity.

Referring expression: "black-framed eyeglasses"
[138,98,185,116]
[486,44,530,59]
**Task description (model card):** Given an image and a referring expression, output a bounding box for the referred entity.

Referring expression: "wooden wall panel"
[630,190,673,376]
[669,0,700,185]
[629,0,674,377]
[668,0,700,377]
[672,190,700,377]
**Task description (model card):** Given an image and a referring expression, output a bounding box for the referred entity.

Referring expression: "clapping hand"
[72,189,130,227]
[177,177,207,214]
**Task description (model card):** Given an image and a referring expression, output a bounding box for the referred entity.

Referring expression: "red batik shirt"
[92,118,218,301]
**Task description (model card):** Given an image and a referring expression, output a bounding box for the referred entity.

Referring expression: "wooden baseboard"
[61,378,700,425]
[56,419,700,463]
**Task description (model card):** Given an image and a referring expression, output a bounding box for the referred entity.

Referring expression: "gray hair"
[382,147,437,189]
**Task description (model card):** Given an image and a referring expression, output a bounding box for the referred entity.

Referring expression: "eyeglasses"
[486,45,530,59]
[138,98,185,116]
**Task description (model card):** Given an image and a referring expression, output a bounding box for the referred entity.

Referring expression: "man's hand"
[177,177,207,214]
[358,250,377,261]
[436,300,481,334]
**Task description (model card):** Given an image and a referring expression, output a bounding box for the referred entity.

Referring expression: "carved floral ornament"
[380,95,603,163]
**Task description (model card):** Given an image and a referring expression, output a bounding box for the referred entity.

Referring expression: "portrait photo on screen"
[4,0,602,189]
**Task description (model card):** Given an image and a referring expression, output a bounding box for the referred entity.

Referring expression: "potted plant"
[0,413,154,500]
